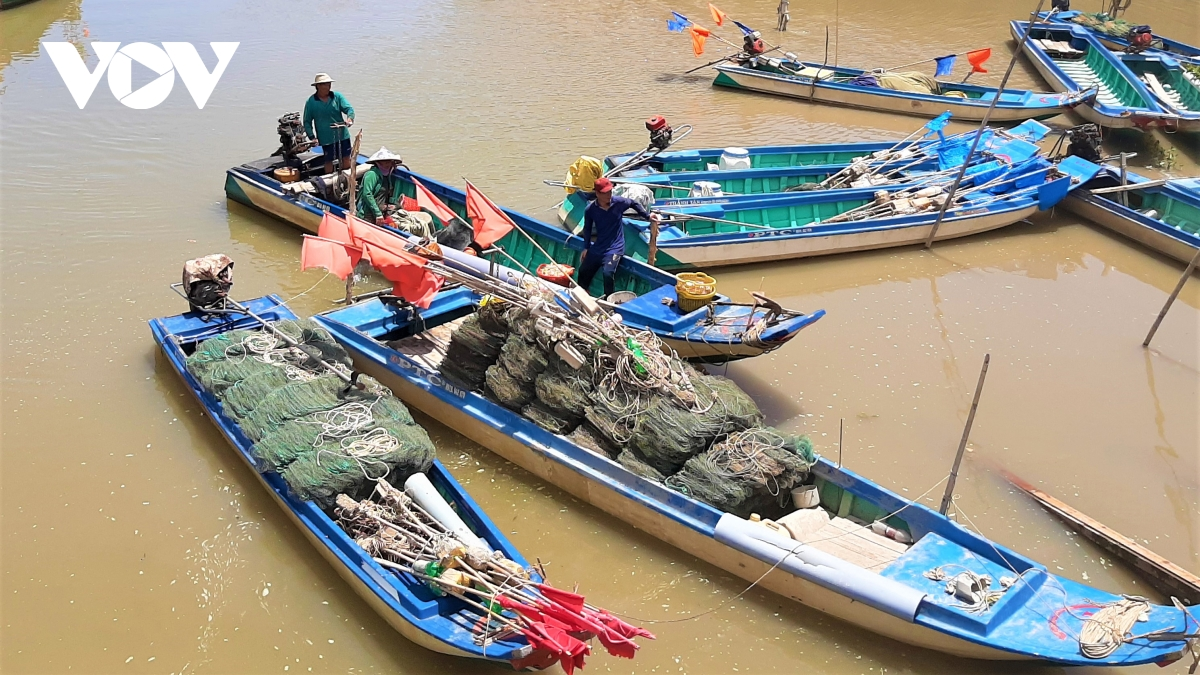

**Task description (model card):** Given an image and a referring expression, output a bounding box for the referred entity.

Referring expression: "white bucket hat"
[311,72,334,86]
[368,146,403,163]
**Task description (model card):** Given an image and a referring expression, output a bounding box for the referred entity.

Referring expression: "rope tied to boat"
[1078,595,1151,659]
[923,565,1017,614]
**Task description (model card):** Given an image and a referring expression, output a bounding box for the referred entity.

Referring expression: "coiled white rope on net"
[1079,596,1151,660]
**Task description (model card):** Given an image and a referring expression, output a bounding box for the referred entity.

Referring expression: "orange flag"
[318,211,353,244]
[347,214,411,258]
[967,48,991,74]
[708,3,727,26]
[464,180,517,249]
[412,178,461,226]
[688,26,711,57]
[301,235,361,280]
[362,242,443,308]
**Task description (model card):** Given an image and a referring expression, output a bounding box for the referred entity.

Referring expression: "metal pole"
[1143,248,1200,347]
[924,0,1050,248]
[837,417,844,468]
[939,354,990,515]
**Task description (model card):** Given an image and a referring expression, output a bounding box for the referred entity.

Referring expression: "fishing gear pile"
[336,478,654,671]
[185,319,435,507]
[440,312,507,391]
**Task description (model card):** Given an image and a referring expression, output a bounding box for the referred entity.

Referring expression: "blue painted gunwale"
[1039,11,1200,66]
[1012,21,1184,127]
[149,296,535,663]
[605,140,915,174]
[313,294,1194,666]
[225,161,824,359]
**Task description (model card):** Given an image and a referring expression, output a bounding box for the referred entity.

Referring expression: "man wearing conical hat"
[358,147,431,236]
[303,73,355,175]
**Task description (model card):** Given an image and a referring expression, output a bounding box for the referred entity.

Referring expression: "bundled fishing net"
[186,319,350,394]
[475,299,510,336]
[497,334,548,384]
[281,423,435,506]
[566,422,619,459]
[1070,12,1137,38]
[484,363,534,411]
[522,401,576,435]
[535,370,591,421]
[666,428,815,518]
[440,314,506,391]
[252,395,416,471]
[617,450,665,483]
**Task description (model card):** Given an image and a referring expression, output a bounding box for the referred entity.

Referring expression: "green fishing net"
[522,401,576,435]
[566,422,619,459]
[498,334,548,384]
[535,370,591,420]
[441,314,506,391]
[484,363,535,411]
[666,428,815,518]
[617,450,665,483]
[1071,12,1137,38]
[280,423,435,507]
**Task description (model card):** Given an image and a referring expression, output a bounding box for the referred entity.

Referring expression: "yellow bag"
[565,156,603,194]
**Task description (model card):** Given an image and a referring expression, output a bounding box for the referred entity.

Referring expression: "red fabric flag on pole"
[535,583,586,613]
[362,242,443,308]
[347,214,411,254]
[318,211,353,245]
[300,235,361,280]
[412,178,460,226]
[688,26,711,57]
[967,48,991,73]
[708,3,728,26]
[464,180,517,249]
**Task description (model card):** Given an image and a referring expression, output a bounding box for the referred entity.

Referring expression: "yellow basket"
[676,272,717,313]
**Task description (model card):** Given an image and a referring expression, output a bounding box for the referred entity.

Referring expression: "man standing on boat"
[577,177,659,297]
[303,73,355,175]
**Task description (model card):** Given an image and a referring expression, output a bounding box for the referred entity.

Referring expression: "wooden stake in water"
[344,130,363,304]
[1143,248,1200,348]
[939,354,990,515]
[837,417,844,468]
[648,217,660,267]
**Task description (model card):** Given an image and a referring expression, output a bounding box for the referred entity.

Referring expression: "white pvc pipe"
[403,473,491,550]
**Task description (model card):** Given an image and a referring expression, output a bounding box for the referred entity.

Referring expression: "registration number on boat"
[387,354,468,399]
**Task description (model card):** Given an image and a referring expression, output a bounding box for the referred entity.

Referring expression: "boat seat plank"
[794,514,909,571]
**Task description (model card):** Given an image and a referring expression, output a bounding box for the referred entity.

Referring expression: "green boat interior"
[1027,26,1155,110]
[1118,189,1200,235]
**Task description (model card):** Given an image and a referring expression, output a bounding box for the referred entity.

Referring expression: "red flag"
[347,214,410,254]
[399,195,419,212]
[464,180,517,249]
[362,242,443,308]
[300,235,361,280]
[318,211,353,244]
[708,3,727,26]
[535,583,586,613]
[967,48,991,74]
[412,178,460,226]
[689,26,711,56]
[584,607,656,640]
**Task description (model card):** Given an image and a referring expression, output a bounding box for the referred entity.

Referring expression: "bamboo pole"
[1142,248,1200,348]
[648,218,660,267]
[345,130,363,304]
[924,0,1049,249]
[939,354,990,515]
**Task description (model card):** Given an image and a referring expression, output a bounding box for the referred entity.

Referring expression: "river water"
[2,0,1197,673]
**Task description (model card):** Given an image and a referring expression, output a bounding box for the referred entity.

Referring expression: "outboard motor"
[182,254,234,313]
[1051,0,1070,11]
[1064,124,1103,163]
[646,115,674,151]
[1126,25,1154,52]
[272,112,315,165]
[743,30,766,56]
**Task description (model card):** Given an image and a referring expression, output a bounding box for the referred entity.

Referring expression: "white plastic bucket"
[718,147,752,171]
[689,181,724,198]
[791,485,820,509]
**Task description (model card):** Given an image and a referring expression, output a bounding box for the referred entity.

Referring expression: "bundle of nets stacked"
[439,313,506,391]
[1070,12,1138,38]
[185,322,435,508]
[665,428,815,518]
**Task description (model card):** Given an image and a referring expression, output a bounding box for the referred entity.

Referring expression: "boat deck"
[1048,52,1125,108]
[386,317,465,373]
[777,507,910,571]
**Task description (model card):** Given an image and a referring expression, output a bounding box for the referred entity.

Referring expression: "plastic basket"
[676,272,716,313]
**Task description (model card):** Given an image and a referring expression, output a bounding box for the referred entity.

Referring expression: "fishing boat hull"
[1012,21,1195,130]
[150,296,536,665]
[1038,11,1200,66]
[313,297,1193,667]
[712,64,1084,122]
[225,156,823,362]
[1064,168,1200,263]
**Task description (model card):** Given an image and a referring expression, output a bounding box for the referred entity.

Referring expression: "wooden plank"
[1003,470,1200,604]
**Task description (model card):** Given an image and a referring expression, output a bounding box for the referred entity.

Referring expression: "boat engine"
[1126,25,1153,52]
[743,31,766,56]
[182,254,234,312]
[273,111,315,165]
[1064,124,1103,163]
[646,115,674,151]
[1051,0,1069,11]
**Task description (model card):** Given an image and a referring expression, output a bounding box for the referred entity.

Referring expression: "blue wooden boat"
[614,156,1100,269]
[150,295,552,667]
[225,154,824,362]
[1038,10,1200,67]
[709,58,1091,123]
[310,293,1197,666]
[1064,166,1200,263]
[1013,21,1198,130]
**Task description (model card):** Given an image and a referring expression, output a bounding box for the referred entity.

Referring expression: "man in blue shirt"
[576,177,659,297]
[303,73,355,175]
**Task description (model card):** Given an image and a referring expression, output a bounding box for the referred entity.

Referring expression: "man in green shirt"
[303,73,355,174]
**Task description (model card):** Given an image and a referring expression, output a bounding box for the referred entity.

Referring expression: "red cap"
[593,177,613,193]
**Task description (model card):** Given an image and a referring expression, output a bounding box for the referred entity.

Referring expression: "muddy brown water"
[1,0,1197,673]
